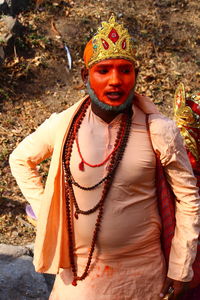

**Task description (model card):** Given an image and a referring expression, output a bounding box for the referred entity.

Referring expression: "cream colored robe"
[9,94,200,283]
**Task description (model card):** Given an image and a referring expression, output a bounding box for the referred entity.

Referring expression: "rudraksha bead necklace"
[62,97,133,286]
[74,109,128,171]
[70,112,128,191]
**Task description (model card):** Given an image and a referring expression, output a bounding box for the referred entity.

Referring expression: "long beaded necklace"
[62,98,133,286]
[74,110,128,171]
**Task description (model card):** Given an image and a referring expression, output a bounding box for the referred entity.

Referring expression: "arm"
[9,113,60,218]
[164,134,200,282]
[149,114,200,295]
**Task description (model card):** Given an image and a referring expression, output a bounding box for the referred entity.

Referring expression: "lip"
[105,91,124,100]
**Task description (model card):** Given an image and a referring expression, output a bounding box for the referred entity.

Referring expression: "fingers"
[171,281,189,300]
[160,277,189,300]
[160,277,173,298]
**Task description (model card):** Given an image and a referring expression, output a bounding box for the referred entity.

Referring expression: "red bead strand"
[74,113,127,170]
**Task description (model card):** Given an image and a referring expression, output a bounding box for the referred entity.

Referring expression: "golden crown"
[88,16,136,67]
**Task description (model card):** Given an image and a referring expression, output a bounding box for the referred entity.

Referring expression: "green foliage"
[0,88,10,100]
[15,37,27,49]
[0,147,9,162]
[27,32,50,47]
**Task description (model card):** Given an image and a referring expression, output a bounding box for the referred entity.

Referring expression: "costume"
[9,17,200,300]
[9,93,200,299]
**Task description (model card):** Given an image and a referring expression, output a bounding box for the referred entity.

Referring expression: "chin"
[87,82,135,113]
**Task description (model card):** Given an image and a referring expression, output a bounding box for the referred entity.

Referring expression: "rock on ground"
[0,0,30,16]
[0,15,17,60]
[0,0,30,61]
[0,244,55,300]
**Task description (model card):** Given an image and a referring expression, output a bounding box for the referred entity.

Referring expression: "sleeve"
[9,112,60,218]
[149,114,200,282]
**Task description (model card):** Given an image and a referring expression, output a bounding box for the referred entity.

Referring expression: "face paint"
[87,81,135,112]
[88,59,136,109]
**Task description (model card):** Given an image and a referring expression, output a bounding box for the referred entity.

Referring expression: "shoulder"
[44,97,87,127]
[148,113,185,165]
[51,98,86,119]
[149,113,180,143]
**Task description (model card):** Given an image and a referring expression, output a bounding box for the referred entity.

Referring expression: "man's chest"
[69,119,156,188]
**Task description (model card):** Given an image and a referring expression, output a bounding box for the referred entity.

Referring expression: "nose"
[108,69,122,86]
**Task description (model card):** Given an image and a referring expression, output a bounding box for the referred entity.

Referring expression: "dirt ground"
[0,0,200,245]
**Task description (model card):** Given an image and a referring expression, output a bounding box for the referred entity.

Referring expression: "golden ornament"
[174,83,200,161]
[88,15,136,67]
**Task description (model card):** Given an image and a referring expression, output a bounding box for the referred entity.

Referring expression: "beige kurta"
[9,94,200,300]
[50,104,166,299]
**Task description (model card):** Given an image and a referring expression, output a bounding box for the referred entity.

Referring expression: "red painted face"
[89,59,136,107]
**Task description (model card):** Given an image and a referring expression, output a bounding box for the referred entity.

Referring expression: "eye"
[98,69,109,74]
[121,68,131,74]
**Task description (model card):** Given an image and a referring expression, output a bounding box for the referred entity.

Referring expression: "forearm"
[149,115,200,281]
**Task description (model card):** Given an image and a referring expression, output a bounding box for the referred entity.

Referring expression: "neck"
[91,102,123,123]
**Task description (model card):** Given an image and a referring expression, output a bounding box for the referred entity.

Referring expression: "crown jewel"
[88,16,136,67]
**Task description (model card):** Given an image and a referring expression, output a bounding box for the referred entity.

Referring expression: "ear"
[81,67,89,85]
[174,83,186,116]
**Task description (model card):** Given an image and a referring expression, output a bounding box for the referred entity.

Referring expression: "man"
[9,16,200,300]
